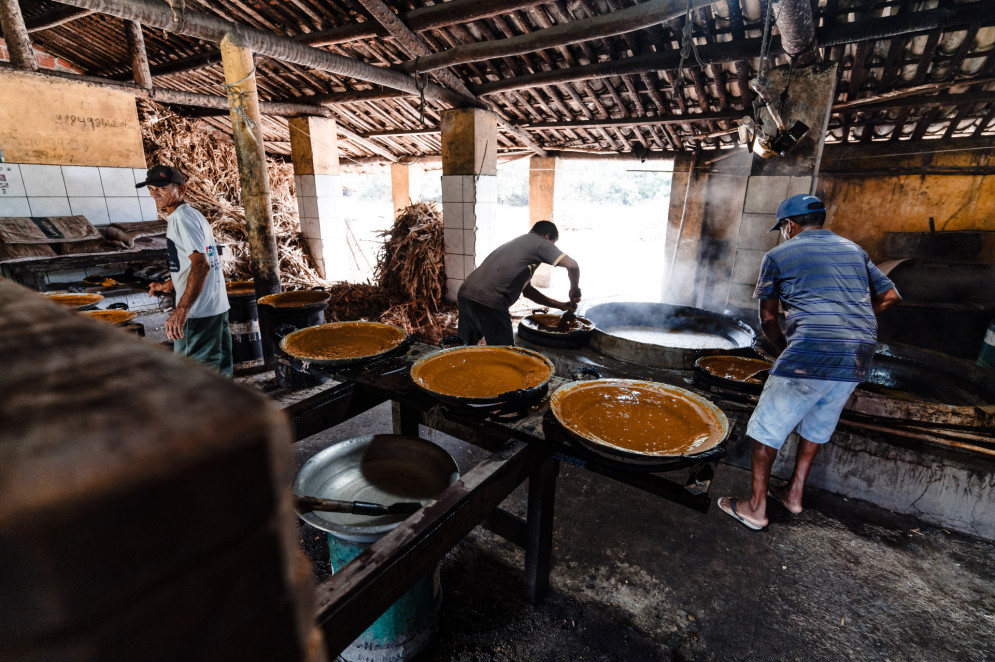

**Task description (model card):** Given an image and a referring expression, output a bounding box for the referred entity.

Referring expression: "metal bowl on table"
[409,345,555,409]
[549,378,729,465]
[294,434,460,543]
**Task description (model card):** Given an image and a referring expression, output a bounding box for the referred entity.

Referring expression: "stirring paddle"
[294,495,423,516]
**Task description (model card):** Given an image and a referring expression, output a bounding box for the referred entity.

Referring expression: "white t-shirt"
[166,203,229,319]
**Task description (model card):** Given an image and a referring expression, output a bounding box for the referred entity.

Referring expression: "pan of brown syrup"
[410,345,555,408]
[280,321,410,367]
[693,354,773,394]
[550,378,729,459]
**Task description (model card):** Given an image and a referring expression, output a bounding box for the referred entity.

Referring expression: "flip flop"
[718,497,764,531]
[767,487,799,515]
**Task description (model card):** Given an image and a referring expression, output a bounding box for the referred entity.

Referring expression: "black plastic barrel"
[226,280,263,368]
[257,290,331,389]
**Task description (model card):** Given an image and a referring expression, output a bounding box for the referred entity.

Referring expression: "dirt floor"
[293,402,995,662]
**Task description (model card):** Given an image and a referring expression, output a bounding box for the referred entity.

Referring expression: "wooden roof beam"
[53,0,477,109]
[298,0,549,48]
[471,3,995,98]
[0,62,332,117]
[402,0,717,74]
[354,0,546,156]
[24,5,95,32]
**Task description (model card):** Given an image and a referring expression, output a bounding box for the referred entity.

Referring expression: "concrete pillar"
[390,162,411,213]
[528,156,557,288]
[440,108,498,302]
[390,162,425,214]
[713,63,839,315]
[289,115,344,282]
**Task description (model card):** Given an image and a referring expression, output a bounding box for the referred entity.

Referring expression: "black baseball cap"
[136,165,186,188]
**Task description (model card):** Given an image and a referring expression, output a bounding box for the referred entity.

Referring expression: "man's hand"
[165,306,189,340]
[148,280,174,297]
[569,287,581,301]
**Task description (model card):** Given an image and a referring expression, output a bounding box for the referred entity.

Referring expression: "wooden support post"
[220,32,283,364]
[219,32,282,298]
[125,20,153,89]
[391,401,420,436]
[523,454,559,605]
[0,0,38,71]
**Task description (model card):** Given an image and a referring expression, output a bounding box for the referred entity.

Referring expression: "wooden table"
[274,341,723,658]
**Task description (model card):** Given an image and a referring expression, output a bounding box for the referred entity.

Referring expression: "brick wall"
[0,39,83,74]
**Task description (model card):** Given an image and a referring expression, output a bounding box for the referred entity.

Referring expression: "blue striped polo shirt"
[754,229,896,382]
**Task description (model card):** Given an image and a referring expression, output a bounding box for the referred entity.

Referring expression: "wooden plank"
[523,455,559,604]
[315,440,540,658]
[0,69,145,167]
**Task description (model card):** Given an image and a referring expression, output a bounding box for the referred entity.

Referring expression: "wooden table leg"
[391,400,420,436]
[523,454,559,605]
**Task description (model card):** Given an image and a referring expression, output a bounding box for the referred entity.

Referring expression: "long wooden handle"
[294,495,422,516]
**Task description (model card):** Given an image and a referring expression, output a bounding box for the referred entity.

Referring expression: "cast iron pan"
[516,310,595,349]
[410,343,555,409]
[549,378,730,467]
[692,354,772,395]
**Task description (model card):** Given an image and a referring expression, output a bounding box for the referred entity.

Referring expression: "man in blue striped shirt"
[719,194,901,531]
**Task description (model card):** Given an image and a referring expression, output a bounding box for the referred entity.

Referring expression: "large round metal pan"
[550,378,729,460]
[81,309,137,325]
[280,321,409,367]
[294,434,459,543]
[257,289,331,311]
[693,354,772,395]
[410,345,555,408]
[44,292,104,310]
[517,312,595,349]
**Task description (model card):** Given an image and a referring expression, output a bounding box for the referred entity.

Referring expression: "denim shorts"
[746,375,858,449]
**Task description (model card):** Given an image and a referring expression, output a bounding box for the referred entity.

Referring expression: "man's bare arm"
[871,287,901,315]
[759,298,786,353]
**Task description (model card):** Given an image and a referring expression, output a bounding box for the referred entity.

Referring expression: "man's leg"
[178,313,229,375]
[457,297,484,346]
[737,438,779,525]
[772,380,858,513]
[464,300,514,345]
[769,436,820,514]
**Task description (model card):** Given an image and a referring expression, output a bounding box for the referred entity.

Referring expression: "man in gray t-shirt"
[457,220,581,345]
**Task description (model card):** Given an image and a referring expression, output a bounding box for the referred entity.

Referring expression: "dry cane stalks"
[138,101,324,289]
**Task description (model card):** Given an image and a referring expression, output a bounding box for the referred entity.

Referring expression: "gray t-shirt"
[166,203,229,319]
[458,232,565,310]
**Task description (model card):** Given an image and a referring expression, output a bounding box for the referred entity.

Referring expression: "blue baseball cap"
[769,194,826,231]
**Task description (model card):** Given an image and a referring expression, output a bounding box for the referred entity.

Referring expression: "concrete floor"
[293,402,995,662]
[129,306,993,660]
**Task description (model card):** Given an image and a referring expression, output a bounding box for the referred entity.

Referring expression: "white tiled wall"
[442,174,497,302]
[294,173,345,281]
[0,163,158,226]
